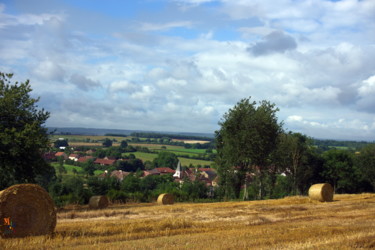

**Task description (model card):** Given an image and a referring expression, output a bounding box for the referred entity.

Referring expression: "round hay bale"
[308,183,334,202]
[89,196,109,209]
[0,184,56,238]
[157,193,174,205]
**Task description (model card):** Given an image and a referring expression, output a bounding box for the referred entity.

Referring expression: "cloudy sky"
[1,0,375,140]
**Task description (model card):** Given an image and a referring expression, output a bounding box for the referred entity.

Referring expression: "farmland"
[50,134,215,167]
[128,152,213,166]
[1,193,374,249]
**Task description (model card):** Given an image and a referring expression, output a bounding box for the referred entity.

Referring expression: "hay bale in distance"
[0,184,56,238]
[157,193,174,205]
[308,183,334,202]
[89,196,109,209]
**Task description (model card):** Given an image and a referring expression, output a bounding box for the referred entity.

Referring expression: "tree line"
[215,97,375,200]
[1,73,374,205]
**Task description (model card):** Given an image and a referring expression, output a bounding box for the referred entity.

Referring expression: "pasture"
[1,194,374,249]
[129,152,213,167]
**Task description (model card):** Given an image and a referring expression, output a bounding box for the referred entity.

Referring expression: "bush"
[107,189,127,203]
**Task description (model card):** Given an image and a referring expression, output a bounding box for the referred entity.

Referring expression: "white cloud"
[1,0,375,139]
[139,21,193,31]
[358,75,375,96]
[131,85,155,100]
[32,60,65,81]
[109,80,137,93]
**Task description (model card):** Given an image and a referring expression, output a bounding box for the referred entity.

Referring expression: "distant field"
[2,194,375,249]
[127,152,213,167]
[171,139,211,144]
[51,162,82,174]
[51,163,103,176]
[125,152,158,163]
[128,143,183,150]
[50,135,214,167]
[50,135,130,143]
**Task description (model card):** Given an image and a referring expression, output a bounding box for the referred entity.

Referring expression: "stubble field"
[1,194,375,249]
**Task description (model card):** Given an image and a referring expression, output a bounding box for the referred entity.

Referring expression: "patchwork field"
[129,152,213,167]
[1,194,374,249]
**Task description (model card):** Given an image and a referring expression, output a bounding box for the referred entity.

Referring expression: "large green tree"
[0,72,55,189]
[273,132,310,195]
[356,144,375,192]
[322,149,358,193]
[153,151,179,169]
[215,97,283,199]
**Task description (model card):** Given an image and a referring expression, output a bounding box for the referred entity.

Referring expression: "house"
[110,170,131,181]
[94,158,116,166]
[143,169,160,177]
[86,149,96,155]
[55,152,68,160]
[77,156,94,163]
[69,154,80,161]
[211,176,219,187]
[155,167,175,175]
[43,152,56,161]
[198,168,217,182]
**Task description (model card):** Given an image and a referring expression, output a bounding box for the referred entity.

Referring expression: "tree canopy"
[215,97,283,199]
[0,72,55,189]
[153,151,179,169]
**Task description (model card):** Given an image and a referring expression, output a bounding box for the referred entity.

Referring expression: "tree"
[120,140,128,148]
[153,151,179,169]
[322,149,358,193]
[102,138,112,147]
[0,72,55,189]
[117,158,144,172]
[54,138,69,148]
[355,144,375,192]
[83,159,96,176]
[215,97,283,199]
[273,132,310,195]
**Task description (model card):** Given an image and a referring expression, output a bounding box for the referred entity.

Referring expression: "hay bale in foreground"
[0,184,56,238]
[308,183,334,202]
[157,193,174,205]
[89,196,109,209]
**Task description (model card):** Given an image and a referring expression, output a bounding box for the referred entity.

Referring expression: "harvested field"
[1,194,375,249]
[171,139,210,144]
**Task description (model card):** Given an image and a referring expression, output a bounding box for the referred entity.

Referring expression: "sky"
[1,0,375,141]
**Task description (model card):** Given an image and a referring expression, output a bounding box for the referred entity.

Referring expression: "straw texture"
[89,196,109,209]
[0,184,56,238]
[308,183,334,202]
[157,193,174,205]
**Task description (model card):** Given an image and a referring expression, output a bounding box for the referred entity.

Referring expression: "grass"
[127,152,213,167]
[51,163,83,175]
[2,193,375,249]
[51,163,104,176]
[126,152,158,162]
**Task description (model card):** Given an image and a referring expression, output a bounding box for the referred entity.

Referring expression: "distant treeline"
[313,139,373,150]
[130,132,214,141]
[105,133,129,137]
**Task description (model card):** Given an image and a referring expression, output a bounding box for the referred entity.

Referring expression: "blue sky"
[1,0,375,140]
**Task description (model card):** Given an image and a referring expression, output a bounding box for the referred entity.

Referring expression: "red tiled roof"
[55,152,66,157]
[155,167,175,174]
[143,169,160,177]
[77,156,94,163]
[94,158,116,166]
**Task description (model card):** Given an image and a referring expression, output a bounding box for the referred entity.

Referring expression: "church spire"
[173,160,182,179]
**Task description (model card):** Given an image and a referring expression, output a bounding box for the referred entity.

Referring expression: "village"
[39,135,220,204]
[52,150,218,188]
